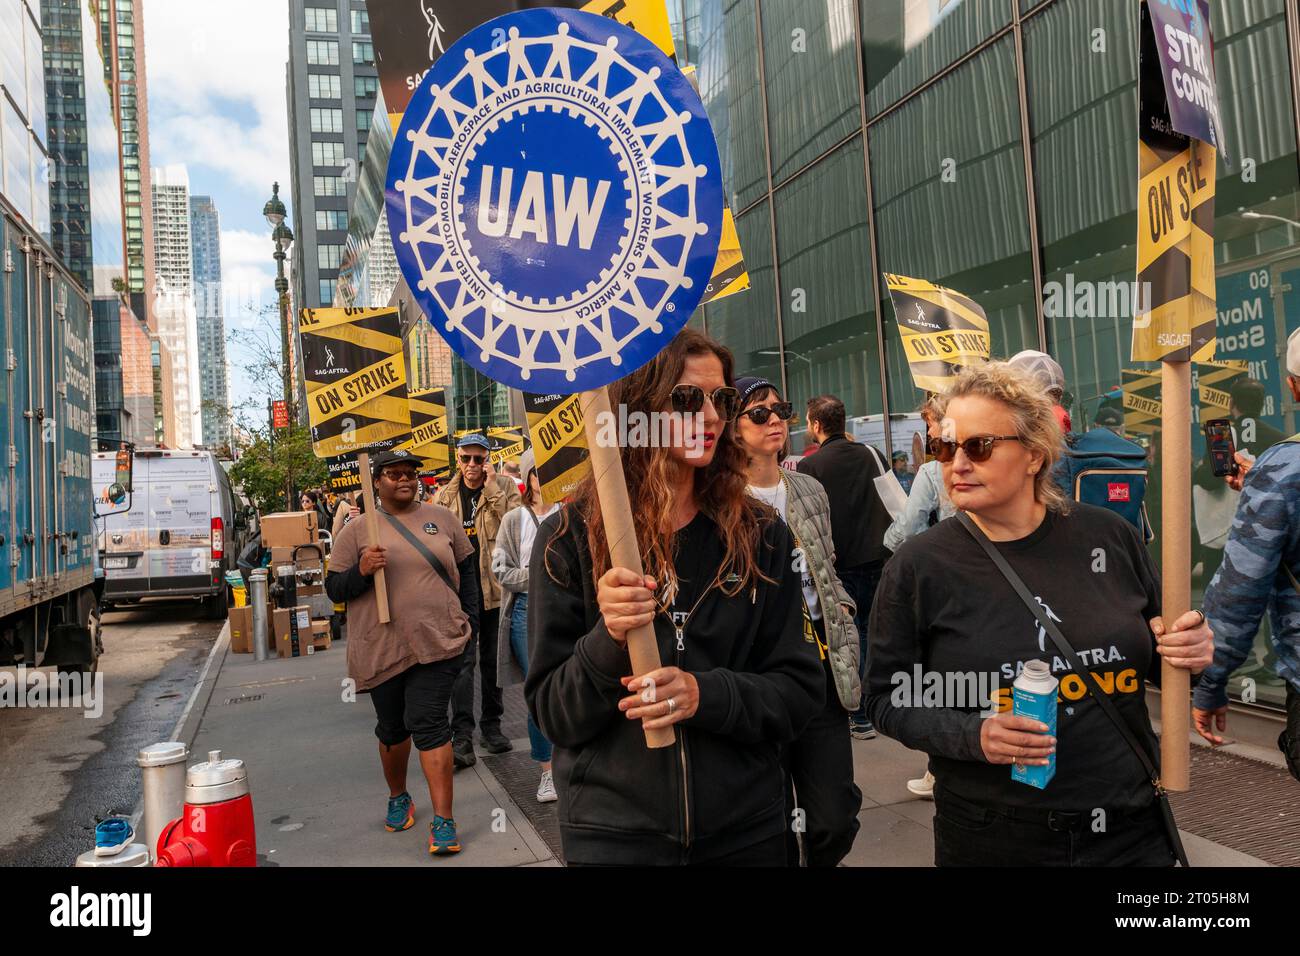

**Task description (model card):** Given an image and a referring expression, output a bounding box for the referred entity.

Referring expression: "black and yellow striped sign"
[1132,0,1217,364]
[884,274,990,393]
[1122,368,1162,438]
[487,427,527,465]
[523,392,590,504]
[583,0,675,59]
[1196,359,1249,424]
[400,386,451,474]
[700,207,750,306]
[326,455,362,493]
[453,428,529,469]
[299,306,412,459]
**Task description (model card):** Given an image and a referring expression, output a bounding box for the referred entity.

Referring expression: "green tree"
[229,422,328,515]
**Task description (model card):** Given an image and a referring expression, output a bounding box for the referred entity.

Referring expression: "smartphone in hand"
[1203,419,1238,478]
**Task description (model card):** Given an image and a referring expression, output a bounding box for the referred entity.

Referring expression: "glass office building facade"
[665,0,1299,708]
[1,0,51,238]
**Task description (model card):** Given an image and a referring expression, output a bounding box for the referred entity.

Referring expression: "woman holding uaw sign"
[386,9,822,864]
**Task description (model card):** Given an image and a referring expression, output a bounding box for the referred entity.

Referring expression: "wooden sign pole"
[357,451,391,624]
[580,387,675,749]
[1159,360,1191,791]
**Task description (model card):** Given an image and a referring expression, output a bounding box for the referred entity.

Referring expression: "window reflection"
[774,137,880,418]
[704,201,783,388]
[862,0,1010,116]
[761,0,860,184]
[870,37,1038,413]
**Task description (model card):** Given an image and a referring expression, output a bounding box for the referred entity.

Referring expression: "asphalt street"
[0,601,220,867]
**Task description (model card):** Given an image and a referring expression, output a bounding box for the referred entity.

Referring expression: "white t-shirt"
[747,480,822,621]
[518,503,560,567]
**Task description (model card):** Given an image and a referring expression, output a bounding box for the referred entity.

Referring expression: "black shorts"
[369,654,464,751]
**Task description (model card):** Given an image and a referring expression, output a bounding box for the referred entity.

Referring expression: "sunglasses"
[740,402,794,425]
[458,453,486,464]
[927,435,1021,463]
[380,469,420,482]
[670,384,741,421]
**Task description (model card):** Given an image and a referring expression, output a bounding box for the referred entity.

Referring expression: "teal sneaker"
[385,792,414,832]
[429,815,461,855]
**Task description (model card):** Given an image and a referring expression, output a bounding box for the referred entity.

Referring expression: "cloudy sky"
[143,0,292,431]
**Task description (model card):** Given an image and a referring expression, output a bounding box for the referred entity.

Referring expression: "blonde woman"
[866,362,1213,866]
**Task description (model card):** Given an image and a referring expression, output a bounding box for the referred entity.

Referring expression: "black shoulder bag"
[956,512,1190,867]
[380,510,457,595]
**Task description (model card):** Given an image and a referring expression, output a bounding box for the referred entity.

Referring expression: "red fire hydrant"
[155,750,256,867]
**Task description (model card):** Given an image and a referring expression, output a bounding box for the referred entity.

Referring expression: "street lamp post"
[264,182,295,509]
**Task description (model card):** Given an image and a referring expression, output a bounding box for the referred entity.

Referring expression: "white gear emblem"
[390,17,719,390]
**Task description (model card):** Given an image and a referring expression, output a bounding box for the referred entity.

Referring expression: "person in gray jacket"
[491,450,562,803]
[735,376,863,866]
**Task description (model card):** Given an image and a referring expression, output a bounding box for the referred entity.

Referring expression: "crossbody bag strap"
[1284,563,1300,597]
[955,512,1190,866]
[380,510,457,595]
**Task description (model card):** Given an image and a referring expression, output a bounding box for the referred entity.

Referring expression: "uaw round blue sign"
[386,9,724,394]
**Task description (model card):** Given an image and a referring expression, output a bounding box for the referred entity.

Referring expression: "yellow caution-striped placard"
[299,306,412,459]
[1122,368,1163,438]
[884,274,990,393]
[1132,0,1218,365]
[1132,138,1217,363]
[400,386,451,473]
[524,392,590,504]
[583,0,676,59]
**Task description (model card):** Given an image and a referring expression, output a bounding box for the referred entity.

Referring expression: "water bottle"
[1011,659,1057,790]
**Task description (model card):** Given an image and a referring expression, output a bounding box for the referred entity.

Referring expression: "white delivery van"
[92,449,249,618]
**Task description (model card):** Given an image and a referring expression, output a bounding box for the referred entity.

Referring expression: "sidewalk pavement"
[187,630,556,867]
[185,623,1272,867]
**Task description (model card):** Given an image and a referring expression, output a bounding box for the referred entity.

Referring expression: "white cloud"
[220,228,286,417]
[143,0,290,190]
[220,228,279,322]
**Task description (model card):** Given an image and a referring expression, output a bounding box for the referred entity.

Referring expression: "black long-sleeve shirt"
[525,504,823,864]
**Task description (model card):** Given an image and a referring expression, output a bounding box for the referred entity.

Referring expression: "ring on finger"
[666,697,676,716]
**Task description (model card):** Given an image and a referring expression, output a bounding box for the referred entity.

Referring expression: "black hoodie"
[525,503,824,865]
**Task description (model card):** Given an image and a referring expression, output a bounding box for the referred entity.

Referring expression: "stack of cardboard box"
[228,510,333,657]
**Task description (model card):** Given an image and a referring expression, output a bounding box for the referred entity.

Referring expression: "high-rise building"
[151,164,201,448]
[94,0,171,444]
[42,0,153,446]
[95,0,153,322]
[285,0,378,318]
[1,0,52,239]
[190,194,230,450]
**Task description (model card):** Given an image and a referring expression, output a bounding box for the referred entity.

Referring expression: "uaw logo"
[387,9,724,394]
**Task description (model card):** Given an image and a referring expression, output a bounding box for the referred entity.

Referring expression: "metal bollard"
[249,569,269,662]
[136,741,188,862]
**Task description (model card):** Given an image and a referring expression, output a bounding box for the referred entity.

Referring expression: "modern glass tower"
[189,194,230,450]
[1,0,52,238]
[42,0,153,446]
[151,164,200,449]
[285,0,378,314]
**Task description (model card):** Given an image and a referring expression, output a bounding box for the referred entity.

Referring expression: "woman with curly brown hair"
[525,329,824,866]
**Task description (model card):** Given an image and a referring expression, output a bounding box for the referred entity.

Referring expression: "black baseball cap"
[734,376,781,407]
[370,448,425,475]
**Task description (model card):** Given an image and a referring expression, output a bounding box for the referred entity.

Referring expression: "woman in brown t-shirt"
[325,449,479,857]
